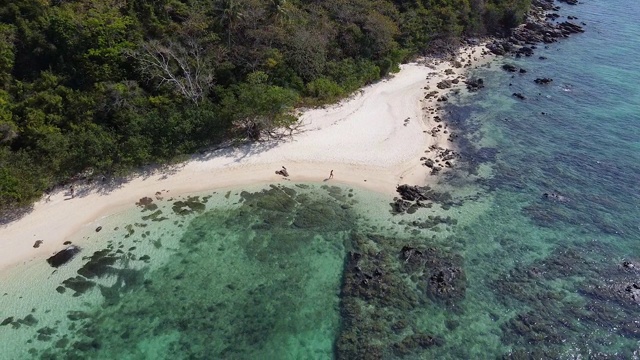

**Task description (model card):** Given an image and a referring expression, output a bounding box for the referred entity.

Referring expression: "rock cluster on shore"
[486,0,585,58]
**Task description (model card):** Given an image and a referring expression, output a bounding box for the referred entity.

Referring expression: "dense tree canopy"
[0,0,530,208]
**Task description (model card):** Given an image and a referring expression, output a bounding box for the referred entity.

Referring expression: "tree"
[213,0,245,47]
[132,38,216,105]
[223,71,298,140]
[0,24,15,88]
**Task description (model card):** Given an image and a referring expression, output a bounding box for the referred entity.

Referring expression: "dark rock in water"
[622,260,637,270]
[396,185,452,203]
[558,0,578,5]
[392,198,412,213]
[46,246,81,267]
[95,226,102,232]
[546,12,560,20]
[136,197,157,211]
[392,185,457,214]
[36,326,57,341]
[18,314,38,327]
[512,93,526,100]
[33,240,43,248]
[535,78,553,84]
[336,233,443,359]
[539,56,548,60]
[400,245,467,306]
[1,317,13,326]
[437,95,448,102]
[428,267,466,302]
[558,21,585,34]
[465,78,484,92]
[171,196,206,215]
[502,64,518,72]
[519,68,527,73]
[517,46,534,57]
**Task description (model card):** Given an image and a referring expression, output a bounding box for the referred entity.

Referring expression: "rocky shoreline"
[336,0,589,358]
[486,0,585,58]
[393,0,586,213]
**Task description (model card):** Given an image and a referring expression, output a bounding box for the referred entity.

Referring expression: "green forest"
[0,0,530,209]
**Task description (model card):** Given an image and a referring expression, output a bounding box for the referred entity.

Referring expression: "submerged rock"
[400,246,467,306]
[502,64,519,72]
[62,276,96,296]
[337,233,444,359]
[534,78,553,84]
[77,249,118,278]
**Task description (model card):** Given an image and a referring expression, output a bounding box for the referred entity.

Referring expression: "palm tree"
[213,0,244,47]
[268,0,290,25]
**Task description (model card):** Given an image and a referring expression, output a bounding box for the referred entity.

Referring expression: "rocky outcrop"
[486,0,585,59]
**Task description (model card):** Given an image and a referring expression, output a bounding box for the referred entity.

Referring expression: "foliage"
[0,0,530,209]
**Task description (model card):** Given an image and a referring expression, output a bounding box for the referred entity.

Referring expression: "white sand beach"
[0,45,494,272]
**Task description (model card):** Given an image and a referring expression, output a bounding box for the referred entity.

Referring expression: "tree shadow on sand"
[193,132,296,164]
[0,136,293,226]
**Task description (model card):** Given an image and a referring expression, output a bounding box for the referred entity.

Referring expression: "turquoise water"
[2,0,640,358]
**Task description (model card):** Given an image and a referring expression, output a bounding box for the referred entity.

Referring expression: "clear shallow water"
[2,0,640,358]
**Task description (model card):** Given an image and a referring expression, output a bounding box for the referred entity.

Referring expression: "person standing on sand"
[70,185,75,198]
[329,170,334,179]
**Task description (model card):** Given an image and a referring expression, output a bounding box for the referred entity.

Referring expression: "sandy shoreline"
[0,44,494,271]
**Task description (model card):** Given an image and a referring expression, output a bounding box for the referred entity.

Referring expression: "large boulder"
[46,245,81,267]
[436,80,452,89]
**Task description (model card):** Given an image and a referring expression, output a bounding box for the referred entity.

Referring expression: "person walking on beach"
[329,170,334,179]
